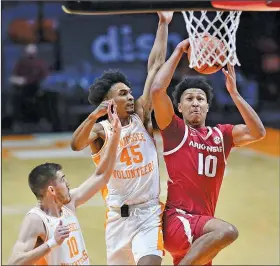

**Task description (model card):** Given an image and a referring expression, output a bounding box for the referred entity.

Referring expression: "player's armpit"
[232,124,265,147]
[8,214,48,265]
[134,98,154,136]
[89,123,104,142]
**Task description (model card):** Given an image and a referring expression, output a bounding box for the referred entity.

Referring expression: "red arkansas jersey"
[160,115,235,216]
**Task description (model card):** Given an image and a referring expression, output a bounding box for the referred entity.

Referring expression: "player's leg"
[162,208,193,266]
[106,210,135,265]
[137,255,162,265]
[178,217,239,265]
[132,203,164,265]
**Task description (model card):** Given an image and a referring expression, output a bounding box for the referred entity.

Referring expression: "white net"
[182,11,242,68]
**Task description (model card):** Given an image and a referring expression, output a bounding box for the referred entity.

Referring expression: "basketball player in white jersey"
[8,101,121,265]
[70,12,174,265]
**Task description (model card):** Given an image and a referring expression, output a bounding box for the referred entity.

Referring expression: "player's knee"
[137,255,162,266]
[218,224,239,244]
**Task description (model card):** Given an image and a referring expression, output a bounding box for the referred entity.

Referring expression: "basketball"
[187,35,226,75]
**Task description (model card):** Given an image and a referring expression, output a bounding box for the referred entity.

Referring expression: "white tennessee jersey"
[92,114,160,208]
[28,206,90,265]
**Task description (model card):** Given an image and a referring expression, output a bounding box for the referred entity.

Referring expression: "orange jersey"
[92,114,160,208]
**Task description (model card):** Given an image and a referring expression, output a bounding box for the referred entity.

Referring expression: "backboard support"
[62,0,280,15]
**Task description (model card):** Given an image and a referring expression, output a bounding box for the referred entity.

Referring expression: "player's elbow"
[96,172,111,186]
[259,127,266,139]
[70,140,83,151]
[70,142,79,151]
[148,61,163,74]
[8,254,26,265]
[7,257,15,265]
[253,127,266,141]
[151,82,164,96]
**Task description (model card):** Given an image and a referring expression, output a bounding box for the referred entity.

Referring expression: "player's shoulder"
[92,122,104,133]
[213,123,235,137]
[164,114,185,131]
[25,212,43,222]
[214,123,234,131]
[90,122,105,140]
[131,113,143,123]
[22,212,46,235]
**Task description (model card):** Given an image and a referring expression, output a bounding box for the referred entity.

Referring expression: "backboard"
[62,0,280,15]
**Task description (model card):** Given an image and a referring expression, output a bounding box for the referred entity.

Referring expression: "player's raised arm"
[151,39,190,130]
[136,12,173,124]
[222,64,266,146]
[70,101,109,151]
[71,100,121,208]
[8,214,69,265]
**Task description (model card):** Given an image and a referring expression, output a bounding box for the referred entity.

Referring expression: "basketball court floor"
[2,130,279,265]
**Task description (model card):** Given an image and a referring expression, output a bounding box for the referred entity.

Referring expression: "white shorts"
[105,199,164,265]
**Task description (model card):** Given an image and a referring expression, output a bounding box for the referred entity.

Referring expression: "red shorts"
[163,208,214,265]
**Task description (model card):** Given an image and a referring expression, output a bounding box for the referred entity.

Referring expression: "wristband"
[46,237,58,249]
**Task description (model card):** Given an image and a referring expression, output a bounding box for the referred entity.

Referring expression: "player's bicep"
[9,214,44,261]
[232,124,258,147]
[152,89,175,130]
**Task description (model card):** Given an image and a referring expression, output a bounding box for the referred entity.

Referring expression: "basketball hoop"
[180,1,279,69]
[181,10,242,69]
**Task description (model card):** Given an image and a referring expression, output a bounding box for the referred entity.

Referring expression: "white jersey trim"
[163,125,189,156]
[132,113,156,147]
[213,127,227,165]
[26,207,50,242]
[63,205,77,217]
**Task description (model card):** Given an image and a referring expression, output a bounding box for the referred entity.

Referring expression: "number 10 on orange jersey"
[120,144,143,166]
[67,237,79,258]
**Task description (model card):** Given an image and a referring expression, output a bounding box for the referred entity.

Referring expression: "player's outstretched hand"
[157,11,174,24]
[107,100,121,136]
[92,100,110,119]
[54,220,70,245]
[178,39,190,53]
[222,63,238,94]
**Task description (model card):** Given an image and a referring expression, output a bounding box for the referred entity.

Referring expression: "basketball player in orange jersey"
[70,12,173,265]
[8,101,121,265]
[150,39,266,265]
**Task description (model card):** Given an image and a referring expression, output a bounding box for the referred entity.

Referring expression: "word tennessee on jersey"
[92,114,160,208]
[28,206,90,265]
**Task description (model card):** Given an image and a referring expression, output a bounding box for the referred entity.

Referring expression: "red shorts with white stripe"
[163,208,213,265]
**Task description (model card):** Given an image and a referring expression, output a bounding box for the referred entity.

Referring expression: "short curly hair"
[88,69,131,106]
[172,76,214,107]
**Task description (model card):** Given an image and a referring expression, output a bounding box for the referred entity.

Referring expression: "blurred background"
[2,2,280,133]
[2,1,279,265]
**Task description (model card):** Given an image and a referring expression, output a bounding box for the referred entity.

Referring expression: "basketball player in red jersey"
[150,39,266,265]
